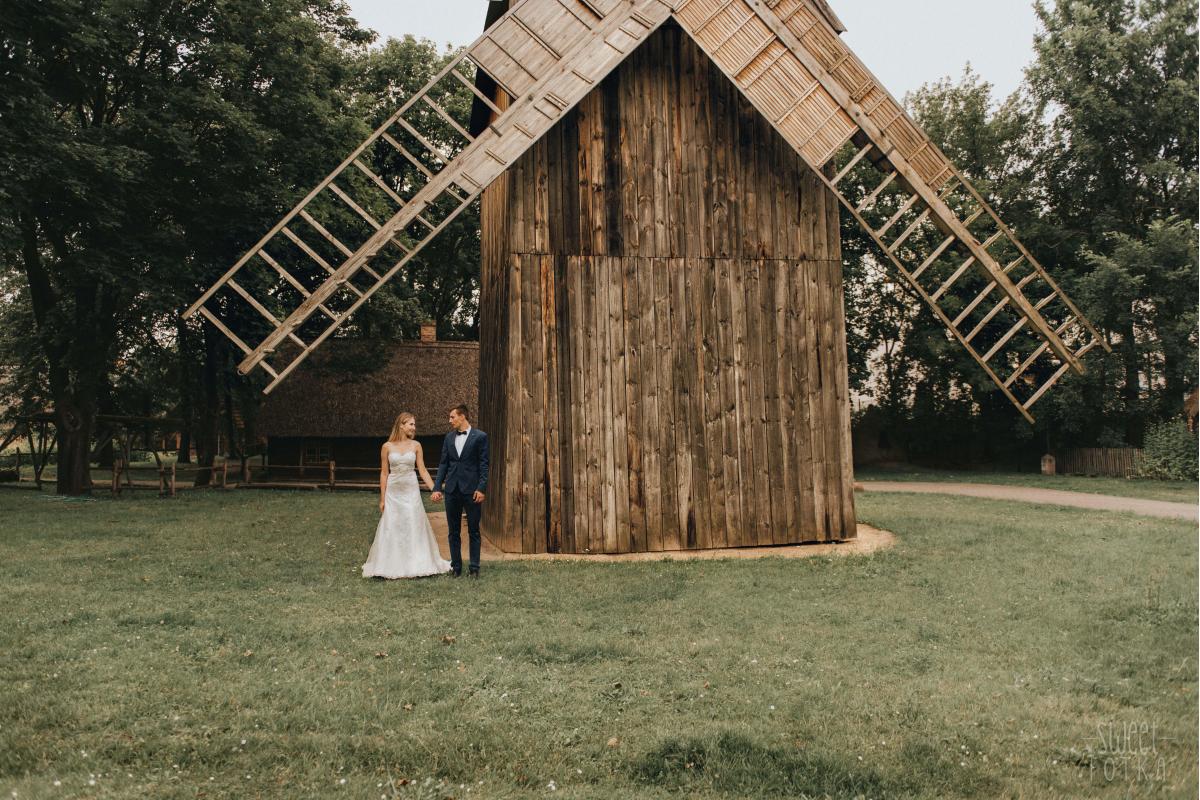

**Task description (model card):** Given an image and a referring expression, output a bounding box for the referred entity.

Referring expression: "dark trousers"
[444,489,482,572]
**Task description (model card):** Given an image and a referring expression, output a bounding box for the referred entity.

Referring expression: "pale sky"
[346,1,1041,102]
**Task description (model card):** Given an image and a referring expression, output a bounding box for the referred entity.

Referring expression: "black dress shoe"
[449,569,462,578]
[468,568,480,579]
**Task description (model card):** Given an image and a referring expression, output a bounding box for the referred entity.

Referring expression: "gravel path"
[860,481,1198,521]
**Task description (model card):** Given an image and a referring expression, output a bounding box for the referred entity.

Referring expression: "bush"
[1137,420,1198,480]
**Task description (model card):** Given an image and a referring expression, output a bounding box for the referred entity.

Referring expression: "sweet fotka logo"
[1071,720,1172,789]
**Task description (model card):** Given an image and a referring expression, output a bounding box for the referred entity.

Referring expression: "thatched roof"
[259,340,479,438]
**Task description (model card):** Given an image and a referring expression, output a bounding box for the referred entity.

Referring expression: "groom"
[431,404,489,578]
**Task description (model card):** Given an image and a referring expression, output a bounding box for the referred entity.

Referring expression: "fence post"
[14,449,21,483]
[170,463,177,497]
[111,459,121,496]
[221,460,228,489]
[329,460,336,491]
[242,459,250,486]
[158,465,165,497]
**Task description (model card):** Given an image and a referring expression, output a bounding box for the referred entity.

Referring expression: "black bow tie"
[456,432,467,437]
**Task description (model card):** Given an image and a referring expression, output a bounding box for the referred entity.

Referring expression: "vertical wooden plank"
[589,91,608,256]
[709,60,731,260]
[699,257,723,550]
[576,92,594,258]
[555,253,575,553]
[801,260,829,540]
[746,258,773,546]
[532,135,550,255]
[541,253,563,552]
[608,254,631,553]
[635,35,655,256]
[622,256,646,552]
[596,257,616,552]
[814,176,842,538]
[816,258,841,539]
[673,259,699,549]
[520,253,538,554]
[718,257,743,547]
[667,26,686,256]
[603,72,625,255]
[655,258,681,551]
[561,107,583,258]
[505,254,523,553]
[790,260,818,539]
[771,260,796,543]
[639,257,663,552]
[618,48,640,258]
[583,256,603,553]
[569,256,587,552]
[831,256,858,538]
[653,31,672,258]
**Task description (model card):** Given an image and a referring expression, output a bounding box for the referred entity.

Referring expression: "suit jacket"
[434,427,490,495]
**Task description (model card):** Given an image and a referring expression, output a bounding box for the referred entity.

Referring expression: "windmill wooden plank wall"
[479,22,856,553]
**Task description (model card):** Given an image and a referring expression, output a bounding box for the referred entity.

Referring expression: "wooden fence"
[1054,448,1144,477]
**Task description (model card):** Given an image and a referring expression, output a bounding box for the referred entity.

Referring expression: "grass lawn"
[1,489,1195,799]
[856,464,1198,504]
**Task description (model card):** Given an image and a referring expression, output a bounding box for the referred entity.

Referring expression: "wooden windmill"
[186,0,1109,554]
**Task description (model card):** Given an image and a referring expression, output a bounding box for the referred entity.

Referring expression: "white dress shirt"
[454,426,471,456]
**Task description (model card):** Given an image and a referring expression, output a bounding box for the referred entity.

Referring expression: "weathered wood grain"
[479,23,856,553]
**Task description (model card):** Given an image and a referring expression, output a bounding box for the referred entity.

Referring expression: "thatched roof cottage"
[259,327,478,471]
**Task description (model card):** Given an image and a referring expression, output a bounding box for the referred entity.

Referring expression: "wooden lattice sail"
[185,0,676,393]
[187,0,1107,422]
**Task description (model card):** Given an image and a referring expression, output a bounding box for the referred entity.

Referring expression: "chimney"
[420,321,437,342]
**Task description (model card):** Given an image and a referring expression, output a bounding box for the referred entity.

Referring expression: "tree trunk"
[1120,320,1143,446]
[54,398,94,496]
[193,328,222,487]
[176,315,194,464]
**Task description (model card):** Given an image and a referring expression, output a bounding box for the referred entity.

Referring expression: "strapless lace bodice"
[388,449,417,480]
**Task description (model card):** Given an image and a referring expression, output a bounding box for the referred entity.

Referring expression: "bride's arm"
[415,443,435,491]
[378,444,389,513]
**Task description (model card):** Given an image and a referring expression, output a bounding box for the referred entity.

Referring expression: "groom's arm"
[476,433,489,493]
[433,434,450,493]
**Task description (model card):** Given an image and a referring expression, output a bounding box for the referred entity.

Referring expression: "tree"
[1027,0,1199,443]
[0,0,373,493]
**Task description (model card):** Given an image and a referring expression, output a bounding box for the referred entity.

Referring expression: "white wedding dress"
[362,449,451,579]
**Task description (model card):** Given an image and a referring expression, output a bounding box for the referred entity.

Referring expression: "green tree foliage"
[0,0,374,492]
[1027,0,1198,443]
[846,0,1197,464]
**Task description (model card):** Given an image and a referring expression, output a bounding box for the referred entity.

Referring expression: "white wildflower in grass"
[547,779,557,790]
[52,781,61,787]
[339,778,347,785]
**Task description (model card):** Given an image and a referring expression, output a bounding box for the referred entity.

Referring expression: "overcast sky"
[346,1,1042,102]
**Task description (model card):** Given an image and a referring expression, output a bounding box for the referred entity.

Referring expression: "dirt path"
[425,513,894,562]
[859,481,1198,521]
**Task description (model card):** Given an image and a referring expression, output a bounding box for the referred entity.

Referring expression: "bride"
[362,412,451,579]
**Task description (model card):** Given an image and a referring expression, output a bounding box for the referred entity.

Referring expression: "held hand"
[472,491,485,504]
[431,491,444,503]
[379,498,385,513]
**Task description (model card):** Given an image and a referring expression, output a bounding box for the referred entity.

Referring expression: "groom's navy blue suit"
[434,426,489,573]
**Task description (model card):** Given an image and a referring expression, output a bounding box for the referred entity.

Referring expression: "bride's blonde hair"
[388,412,416,442]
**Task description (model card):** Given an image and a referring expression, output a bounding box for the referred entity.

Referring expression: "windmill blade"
[186,0,672,393]
[675,0,1109,421]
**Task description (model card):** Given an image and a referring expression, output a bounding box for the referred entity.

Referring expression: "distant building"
[259,326,478,472]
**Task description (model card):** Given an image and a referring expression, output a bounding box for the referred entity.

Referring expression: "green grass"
[1,489,1196,799]
[856,464,1198,504]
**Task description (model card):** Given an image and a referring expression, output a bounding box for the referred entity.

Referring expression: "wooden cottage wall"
[480,22,856,553]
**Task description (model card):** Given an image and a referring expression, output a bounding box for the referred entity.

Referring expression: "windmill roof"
[258,340,479,439]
